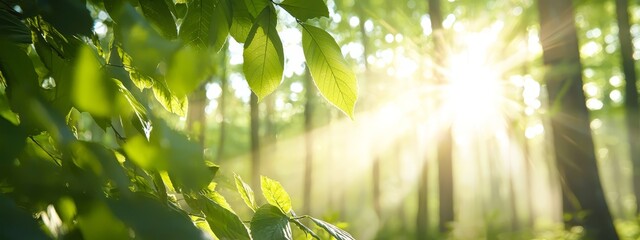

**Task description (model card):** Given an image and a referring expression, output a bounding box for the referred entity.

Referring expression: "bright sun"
[442,27,507,134]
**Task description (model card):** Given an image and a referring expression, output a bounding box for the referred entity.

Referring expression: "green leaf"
[165,46,212,97]
[34,34,74,116]
[301,24,357,118]
[41,0,93,36]
[124,119,211,192]
[153,120,211,191]
[175,3,188,19]
[0,9,32,43]
[0,112,26,170]
[0,194,50,240]
[278,0,329,21]
[114,4,179,77]
[123,135,162,168]
[113,79,151,135]
[77,200,130,240]
[308,217,355,240]
[260,176,292,213]
[188,194,251,240]
[0,39,45,132]
[243,6,284,100]
[73,45,116,117]
[234,173,257,211]
[229,0,254,43]
[138,0,178,39]
[179,0,231,50]
[0,39,39,106]
[108,192,205,240]
[71,142,130,188]
[115,48,154,90]
[153,79,188,116]
[250,204,293,240]
[243,0,270,17]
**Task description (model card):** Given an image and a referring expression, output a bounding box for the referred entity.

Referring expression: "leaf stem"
[29,136,62,166]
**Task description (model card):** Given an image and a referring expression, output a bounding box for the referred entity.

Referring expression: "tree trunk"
[427,0,455,233]
[250,93,261,192]
[537,0,619,238]
[356,5,382,220]
[416,158,429,240]
[187,84,207,148]
[302,67,314,215]
[216,47,228,162]
[438,127,453,233]
[616,0,640,214]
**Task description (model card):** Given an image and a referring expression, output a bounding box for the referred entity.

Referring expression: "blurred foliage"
[0,0,355,239]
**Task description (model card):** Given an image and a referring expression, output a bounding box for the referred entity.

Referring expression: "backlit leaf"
[301,24,357,118]
[243,0,269,18]
[234,173,257,211]
[243,6,284,100]
[165,46,212,97]
[152,79,188,116]
[72,45,116,117]
[230,0,254,43]
[179,0,231,51]
[123,135,161,169]
[250,204,293,240]
[279,0,329,21]
[139,0,178,39]
[260,176,292,213]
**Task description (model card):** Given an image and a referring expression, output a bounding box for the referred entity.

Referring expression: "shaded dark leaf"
[40,0,93,36]
[108,192,205,240]
[250,204,292,240]
[0,194,50,240]
[0,9,31,43]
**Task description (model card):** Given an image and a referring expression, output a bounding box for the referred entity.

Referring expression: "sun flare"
[442,28,508,133]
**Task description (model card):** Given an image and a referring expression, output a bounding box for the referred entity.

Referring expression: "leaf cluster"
[0,0,356,239]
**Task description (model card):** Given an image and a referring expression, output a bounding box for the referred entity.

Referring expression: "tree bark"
[537,0,619,238]
[616,0,640,214]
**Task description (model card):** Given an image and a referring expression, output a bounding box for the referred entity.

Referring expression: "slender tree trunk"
[616,0,640,214]
[356,6,382,220]
[303,68,314,215]
[250,93,261,192]
[372,157,381,218]
[438,127,453,233]
[187,84,207,148]
[427,0,455,233]
[537,0,619,238]
[416,158,429,240]
[216,48,228,162]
